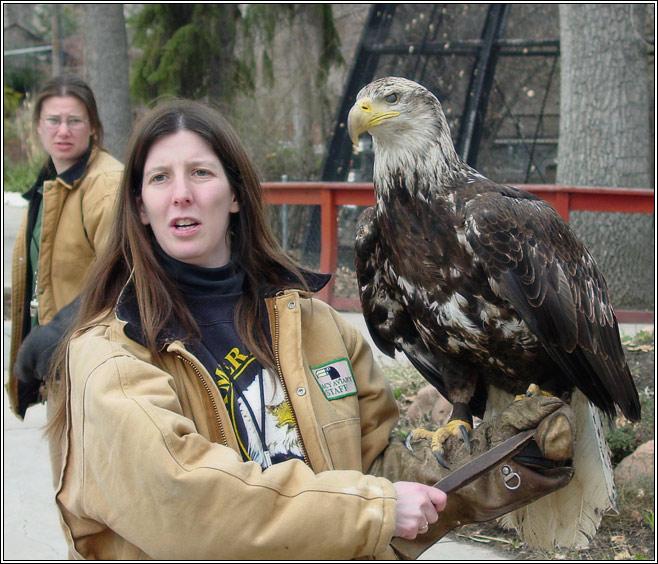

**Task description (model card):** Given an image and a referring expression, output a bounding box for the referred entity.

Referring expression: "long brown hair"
[34,74,104,149]
[47,99,309,438]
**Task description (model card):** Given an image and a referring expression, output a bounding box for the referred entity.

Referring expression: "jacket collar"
[261,269,332,298]
[22,146,94,202]
[116,268,332,349]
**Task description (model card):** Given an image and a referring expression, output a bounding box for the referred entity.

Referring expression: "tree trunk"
[51,5,63,76]
[206,4,239,104]
[285,6,324,179]
[83,4,132,160]
[557,4,654,311]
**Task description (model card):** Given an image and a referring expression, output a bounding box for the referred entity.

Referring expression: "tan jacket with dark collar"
[8,148,123,415]
[54,291,401,559]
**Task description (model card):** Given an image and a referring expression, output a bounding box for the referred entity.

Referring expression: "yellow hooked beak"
[347,98,400,145]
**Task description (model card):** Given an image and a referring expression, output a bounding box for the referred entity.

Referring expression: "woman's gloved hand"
[370,392,575,559]
[11,298,80,418]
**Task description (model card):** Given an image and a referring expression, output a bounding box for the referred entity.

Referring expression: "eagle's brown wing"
[464,183,640,421]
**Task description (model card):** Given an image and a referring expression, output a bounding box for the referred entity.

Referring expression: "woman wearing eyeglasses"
[8,75,124,419]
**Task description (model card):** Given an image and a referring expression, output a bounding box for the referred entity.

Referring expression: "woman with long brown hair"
[47,99,574,560]
[8,74,123,418]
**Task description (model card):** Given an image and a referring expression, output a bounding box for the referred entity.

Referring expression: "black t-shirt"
[155,244,304,469]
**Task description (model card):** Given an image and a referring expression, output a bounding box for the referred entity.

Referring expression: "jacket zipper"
[272,299,311,467]
[177,353,228,447]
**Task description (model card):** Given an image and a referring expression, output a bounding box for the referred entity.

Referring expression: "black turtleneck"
[153,240,249,373]
[153,241,244,297]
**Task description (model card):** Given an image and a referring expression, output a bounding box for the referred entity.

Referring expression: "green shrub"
[3,157,43,193]
[633,329,655,346]
[3,85,23,117]
[3,92,45,192]
[606,386,654,465]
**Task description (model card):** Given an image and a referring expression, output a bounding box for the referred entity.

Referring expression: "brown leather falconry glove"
[369,393,575,559]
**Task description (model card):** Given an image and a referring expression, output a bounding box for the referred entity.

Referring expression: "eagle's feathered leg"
[408,385,552,466]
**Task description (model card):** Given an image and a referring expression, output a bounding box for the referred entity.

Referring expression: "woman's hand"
[392,481,447,540]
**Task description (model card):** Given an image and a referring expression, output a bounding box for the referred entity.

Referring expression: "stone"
[431,393,452,427]
[614,440,654,489]
[407,385,451,427]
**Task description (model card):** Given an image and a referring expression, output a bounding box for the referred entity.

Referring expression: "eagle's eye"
[385,93,399,104]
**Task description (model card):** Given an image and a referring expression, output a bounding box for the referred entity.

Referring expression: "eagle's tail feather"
[487,388,616,549]
[499,485,559,547]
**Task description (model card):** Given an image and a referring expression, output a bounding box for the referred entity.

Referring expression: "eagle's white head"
[347,76,461,187]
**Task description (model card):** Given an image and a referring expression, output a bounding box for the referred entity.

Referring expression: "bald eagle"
[348,76,641,548]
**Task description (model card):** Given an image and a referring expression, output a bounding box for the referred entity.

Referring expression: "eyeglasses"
[40,116,90,130]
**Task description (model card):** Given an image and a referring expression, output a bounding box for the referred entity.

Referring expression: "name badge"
[311,358,358,400]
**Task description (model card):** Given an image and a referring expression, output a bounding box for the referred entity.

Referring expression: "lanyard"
[233,370,272,468]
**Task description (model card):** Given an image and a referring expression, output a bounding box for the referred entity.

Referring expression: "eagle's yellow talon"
[412,419,472,452]
[409,420,472,468]
[409,427,435,441]
[515,383,554,401]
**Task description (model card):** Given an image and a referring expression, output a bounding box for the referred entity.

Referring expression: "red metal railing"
[263,182,655,323]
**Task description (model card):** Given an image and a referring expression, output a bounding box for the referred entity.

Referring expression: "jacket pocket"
[321,417,363,471]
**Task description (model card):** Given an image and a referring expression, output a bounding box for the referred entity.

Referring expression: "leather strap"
[433,428,535,493]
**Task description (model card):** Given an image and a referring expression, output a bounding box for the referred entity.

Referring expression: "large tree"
[557,4,654,311]
[83,4,132,160]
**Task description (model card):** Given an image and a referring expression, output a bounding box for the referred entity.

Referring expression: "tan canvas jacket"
[8,148,123,415]
[54,291,402,560]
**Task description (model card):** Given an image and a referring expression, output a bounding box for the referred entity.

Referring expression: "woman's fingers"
[392,482,447,539]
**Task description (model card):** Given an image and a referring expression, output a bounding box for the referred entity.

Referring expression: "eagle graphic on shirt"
[212,346,303,468]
